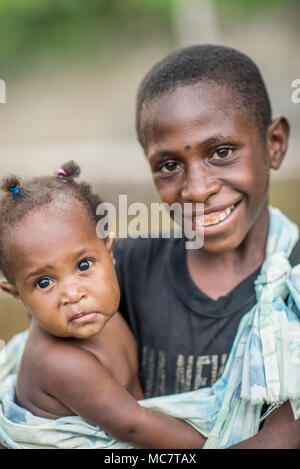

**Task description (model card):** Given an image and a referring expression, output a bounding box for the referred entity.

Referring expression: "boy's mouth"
[192,199,243,228]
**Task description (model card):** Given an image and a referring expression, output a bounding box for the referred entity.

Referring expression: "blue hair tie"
[10,186,19,195]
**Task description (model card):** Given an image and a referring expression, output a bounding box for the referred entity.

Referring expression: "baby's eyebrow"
[74,248,91,260]
[25,266,53,282]
[25,248,96,281]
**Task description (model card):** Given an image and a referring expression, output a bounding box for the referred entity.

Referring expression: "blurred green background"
[0,0,300,343]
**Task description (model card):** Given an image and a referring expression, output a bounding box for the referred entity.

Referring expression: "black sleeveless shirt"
[114,236,300,398]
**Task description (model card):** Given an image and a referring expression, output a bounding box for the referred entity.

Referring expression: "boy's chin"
[201,232,246,254]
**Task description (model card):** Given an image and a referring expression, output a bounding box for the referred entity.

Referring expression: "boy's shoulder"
[113,231,300,271]
[290,238,300,266]
[114,235,179,263]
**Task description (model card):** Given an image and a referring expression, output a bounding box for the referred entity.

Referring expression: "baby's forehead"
[20,199,94,236]
[9,199,95,255]
[8,205,99,281]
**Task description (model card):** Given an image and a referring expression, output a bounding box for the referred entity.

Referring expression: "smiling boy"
[114,44,300,447]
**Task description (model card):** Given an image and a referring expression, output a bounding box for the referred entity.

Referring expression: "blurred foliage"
[216,0,299,21]
[0,0,175,75]
[0,0,298,76]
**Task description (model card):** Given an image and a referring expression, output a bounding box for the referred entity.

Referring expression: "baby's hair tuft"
[1,175,22,195]
[57,160,81,180]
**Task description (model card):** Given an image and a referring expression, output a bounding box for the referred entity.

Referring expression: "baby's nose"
[61,281,87,305]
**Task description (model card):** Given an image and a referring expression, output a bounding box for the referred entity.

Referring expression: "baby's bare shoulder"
[103,312,138,361]
[22,330,96,384]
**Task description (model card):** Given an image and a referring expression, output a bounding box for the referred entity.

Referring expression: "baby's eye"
[211,146,233,160]
[77,259,93,272]
[36,278,53,289]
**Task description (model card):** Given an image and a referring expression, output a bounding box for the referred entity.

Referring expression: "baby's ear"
[105,233,116,265]
[0,281,21,300]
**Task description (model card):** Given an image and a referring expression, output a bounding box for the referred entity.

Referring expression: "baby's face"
[9,201,120,339]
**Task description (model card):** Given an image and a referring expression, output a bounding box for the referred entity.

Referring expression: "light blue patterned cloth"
[1,207,300,449]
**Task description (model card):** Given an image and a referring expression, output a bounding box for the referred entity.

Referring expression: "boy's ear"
[0,281,20,300]
[267,116,290,170]
[105,233,116,265]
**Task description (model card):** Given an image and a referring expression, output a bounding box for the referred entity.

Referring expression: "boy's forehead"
[144,83,256,152]
[149,83,241,126]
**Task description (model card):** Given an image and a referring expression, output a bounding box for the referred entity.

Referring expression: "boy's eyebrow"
[197,136,225,147]
[149,135,238,160]
[195,135,238,149]
[149,150,179,161]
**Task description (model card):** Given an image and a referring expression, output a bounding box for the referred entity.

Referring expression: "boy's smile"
[145,83,277,253]
[8,200,120,339]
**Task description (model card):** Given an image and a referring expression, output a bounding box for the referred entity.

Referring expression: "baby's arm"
[45,343,206,449]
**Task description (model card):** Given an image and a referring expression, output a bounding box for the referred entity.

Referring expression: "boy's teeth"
[195,203,236,227]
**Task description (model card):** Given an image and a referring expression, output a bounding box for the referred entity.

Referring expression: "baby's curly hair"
[0,161,103,283]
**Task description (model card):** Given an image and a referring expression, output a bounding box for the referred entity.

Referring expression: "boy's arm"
[229,400,300,449]
[46,344,206,449]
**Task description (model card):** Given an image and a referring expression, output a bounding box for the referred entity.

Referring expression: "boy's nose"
[181,168,221,203]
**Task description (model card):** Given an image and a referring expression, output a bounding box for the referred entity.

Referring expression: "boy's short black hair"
[136,44,272,148]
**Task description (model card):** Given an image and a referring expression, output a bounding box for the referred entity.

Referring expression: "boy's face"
[144,83,275,253]
[7,201,120,340]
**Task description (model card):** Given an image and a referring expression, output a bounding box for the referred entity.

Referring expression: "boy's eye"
[160,161,181,173]
[210,146,233,161]
[77,259,93,272]
[36,278,53,289]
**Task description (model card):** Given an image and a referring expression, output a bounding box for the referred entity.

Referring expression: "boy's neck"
[186,204,269,299]
[190,203,269,266]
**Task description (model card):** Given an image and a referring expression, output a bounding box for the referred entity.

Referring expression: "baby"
[0,161,205,449]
